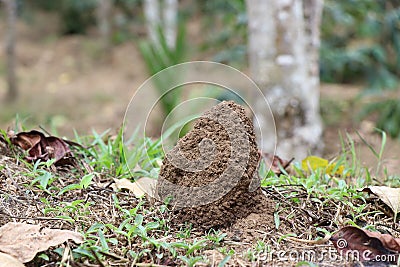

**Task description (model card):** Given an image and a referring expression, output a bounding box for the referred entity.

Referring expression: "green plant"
[176,224,192,239]
[172,239,208,255]
[321,1,400,136]
[41,198,93,223]
[178,255,204,267]
[27,159,56,190]
[139,22,187,118]
[359,99,400,139]
[356,128,387,175]
[75,128,129,177]
[205,229,226,246]
[73,128,163,180]
[28,0,98,34]
[59,0,98,34]
[321,0,400,87]
[58,173,94,195]
[254,240,268,254]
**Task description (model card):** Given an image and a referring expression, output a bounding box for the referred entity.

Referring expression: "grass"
[0,125,400,266]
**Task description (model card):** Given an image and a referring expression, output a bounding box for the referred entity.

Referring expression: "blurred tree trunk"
[246,0,324,159]
[143,0,178,49]
[144,0,161,46]
[3,0,17,102]
[96,0,112,53]
[162,0,178,49]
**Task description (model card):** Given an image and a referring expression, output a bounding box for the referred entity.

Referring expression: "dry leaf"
[113,177,157,198]
[0,222,83,263]
[331,226,399,263]
[262,152,293,176]
[0,252,25,267]
[9,130,74,165]
[301,155,344,176]
[302,155,328,171]
[45,136,72,162]
[363,186,400,215]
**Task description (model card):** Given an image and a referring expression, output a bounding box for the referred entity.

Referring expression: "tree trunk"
[143,0,178,49]
[246,0,323,159]
[96,0,112,53]
[143,0,161,46]
[162,0,178,49]
[4,0,17,102]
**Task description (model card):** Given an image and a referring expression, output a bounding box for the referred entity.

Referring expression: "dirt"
[229,212,275,243]
[157,101,275,231]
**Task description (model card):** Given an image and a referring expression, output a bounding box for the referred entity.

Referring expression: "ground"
[1,14,400,267]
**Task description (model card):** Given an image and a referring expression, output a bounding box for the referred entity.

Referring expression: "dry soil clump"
[157,101,274,231]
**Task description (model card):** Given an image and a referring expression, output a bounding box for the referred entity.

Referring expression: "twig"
[285,233,332,245]
[97,250,129,262]
[89,247,106,267]
[135,264,170,267]
[0,210,69,221]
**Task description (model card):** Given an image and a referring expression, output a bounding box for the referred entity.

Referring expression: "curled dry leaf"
[0,252,25,267]
[331,226,399,263]
[362,186,400,215]
[0,222,83,263]
[261,152,293,176]
[112,177,157,198]
[9,130,73,164]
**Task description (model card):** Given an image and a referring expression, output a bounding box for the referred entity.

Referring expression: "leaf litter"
[331,226,400,263]
[112,177,157,198]
[8,130,77,164]
[261,152,294,176]
[0,222,83,263]
[0,252,25,267]
[362,186,400,218]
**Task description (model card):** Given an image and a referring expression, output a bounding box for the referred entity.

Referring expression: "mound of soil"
[157,101,274,230]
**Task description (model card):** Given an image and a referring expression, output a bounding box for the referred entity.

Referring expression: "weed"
[178,255,204,267]
[139,22,187,118]
[58,173,94,195]
[205,229,227,246]
[176,223,192,239]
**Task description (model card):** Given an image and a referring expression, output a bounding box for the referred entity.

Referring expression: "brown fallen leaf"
[45,136,72,162]
[9,130,73,164]
[331,226,399,263]
[261,152,294,176]
[0,252,25,267]
[14,130,43,150]
[0,222,83,263]
[112,177,157,198]
[362,186,400,216]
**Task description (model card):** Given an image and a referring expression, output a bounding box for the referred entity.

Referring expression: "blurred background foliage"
[319,0,400,138]
[4,0,400,138]
[29,0,99,34]
[321,0,400,89]
[139,22,187,118]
